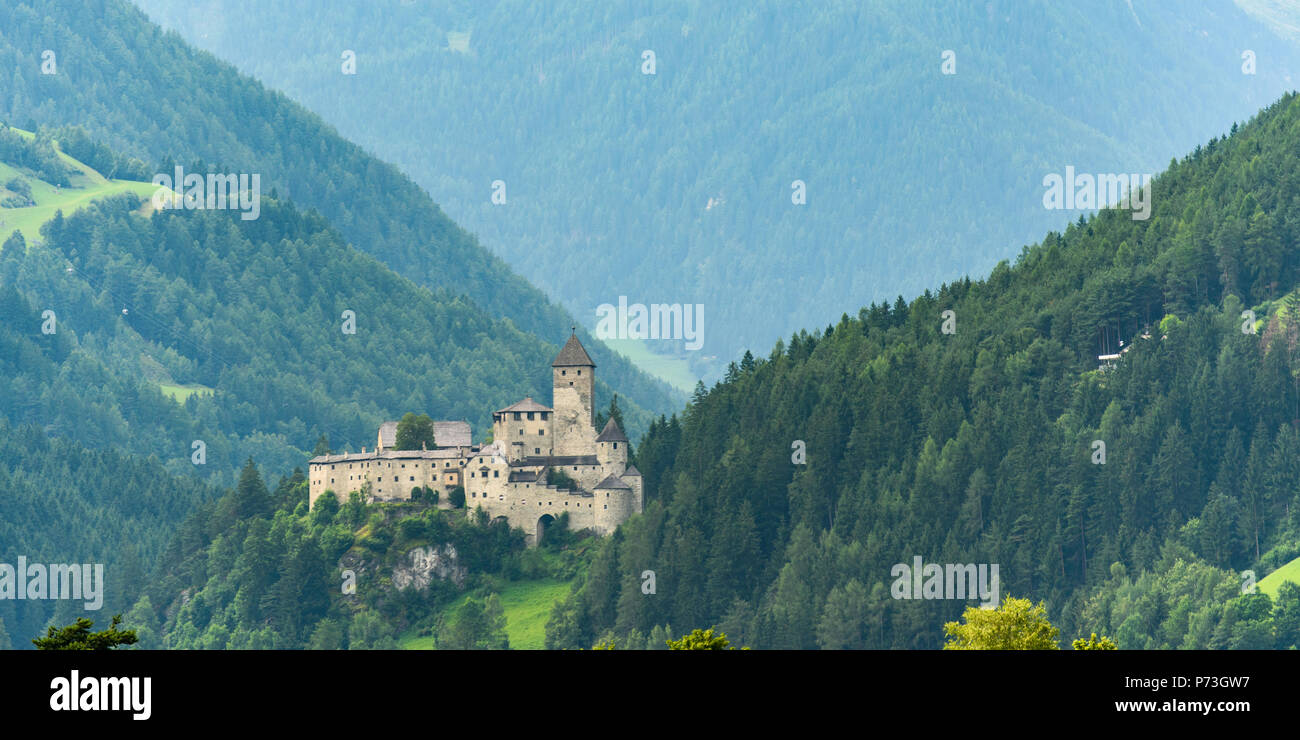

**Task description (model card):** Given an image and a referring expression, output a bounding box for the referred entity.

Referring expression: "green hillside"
[547,93,1300,650]
[140,465,590,650]
[0,188,646,482]
[1258,555,1300,598]
[0,417,222,649]
[0,126,161,246]
[400,578,571,650]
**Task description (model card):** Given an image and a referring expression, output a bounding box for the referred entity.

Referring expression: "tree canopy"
[942,598,1060,650]
[33,615,138,650]
[395,413,437,451]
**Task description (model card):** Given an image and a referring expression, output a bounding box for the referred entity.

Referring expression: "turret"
[595,417,628,474]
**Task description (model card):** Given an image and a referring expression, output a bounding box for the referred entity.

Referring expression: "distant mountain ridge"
[133,0,1300,378]
[0,0,682,422]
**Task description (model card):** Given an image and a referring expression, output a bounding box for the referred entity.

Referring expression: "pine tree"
[33,615,138,650]
[312,433,332,456]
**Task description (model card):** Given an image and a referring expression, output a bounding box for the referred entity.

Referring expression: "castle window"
[409,476,415,481]
[614,443,618,449]
[561,370,566,376]
[527,412,535,420]
[493,470,499,478]
[539,429,545,435]
[519,429,524,435]
[513,412,521,421]
[577,370,582,375]
[604,505,607,509]
[535,448,540,454]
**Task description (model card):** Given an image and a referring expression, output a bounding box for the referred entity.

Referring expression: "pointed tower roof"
[595,417,628,443]
[552,329,595,367]
[622,464,641,477]
[595,474,632,490]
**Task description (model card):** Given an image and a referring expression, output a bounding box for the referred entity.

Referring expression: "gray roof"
[378,421,398,449]
[595,418,628,443]
[309,447,472,464]
[496,396,553,414]
[594,474,632,490]
[433,421,472,448]
[515,455,599,467]
[552,333,595,367]
[622,464,641,477]
[378,419,471,450]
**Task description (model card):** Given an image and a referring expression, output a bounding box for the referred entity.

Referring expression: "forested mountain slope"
[1,189,655,481]
[0,0,681,418]
[134,0,1300,376]
[131,461,584,650]
[545,94,1300,649]
[0,146,640,647]
[0,418,223,647]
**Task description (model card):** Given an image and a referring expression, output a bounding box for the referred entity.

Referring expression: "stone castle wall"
[309,451,464,509]
[308,335,642,546]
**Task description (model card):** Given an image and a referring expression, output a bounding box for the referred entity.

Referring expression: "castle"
[307,333,642,545]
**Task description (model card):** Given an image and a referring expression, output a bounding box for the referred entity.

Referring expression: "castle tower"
[552,330,596,456]
[595,417,628,474]
[492,397,553,462]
